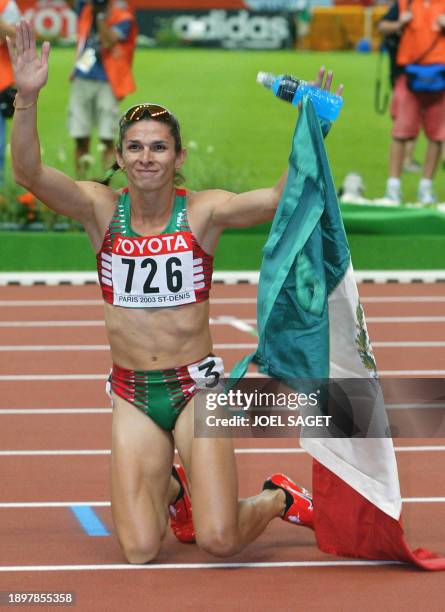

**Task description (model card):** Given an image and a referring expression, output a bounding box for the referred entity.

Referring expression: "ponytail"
[99,161,121,186]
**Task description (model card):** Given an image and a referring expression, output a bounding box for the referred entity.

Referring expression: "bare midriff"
[103,300,212,370]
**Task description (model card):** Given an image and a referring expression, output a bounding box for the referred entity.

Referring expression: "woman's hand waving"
[6,20,50,102]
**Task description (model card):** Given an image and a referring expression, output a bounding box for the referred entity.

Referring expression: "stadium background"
[1,0,444,270]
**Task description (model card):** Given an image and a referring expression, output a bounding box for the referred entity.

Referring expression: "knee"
[120,535,162,565]
[196,526,239,558]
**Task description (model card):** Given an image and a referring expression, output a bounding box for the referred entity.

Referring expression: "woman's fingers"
[323,70,333,91]
[5,35,16,64]
[314,66,325,88]
[41,41,51,67]
[335,83,344,97]
[23,19,31,52]
[15,21,24,56]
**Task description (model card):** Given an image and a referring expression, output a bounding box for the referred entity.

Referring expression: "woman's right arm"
[7,20,99,230]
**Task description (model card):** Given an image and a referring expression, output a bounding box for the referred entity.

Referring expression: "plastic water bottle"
[256,72,343,121]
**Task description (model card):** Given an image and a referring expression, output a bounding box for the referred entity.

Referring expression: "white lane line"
[393,445,445,452]
[0,498,442,509]
[0,345,109,351]
[0,408,111,414]
[0,321,104,328]
[403,497,445,503]
[214,316,257,334]
[0,502,110,508]
[387,403,445,410]
[0,450,111,456]
[379,370,445,376]
[362,296,445,303]
[0,298,257,307]
[373,341,445,348]
[0,560,400,572]
[368,316,445,323]
[0,343,257,352]
[237,446,445,453]
[0,446,444,457]
[0,300,103,307]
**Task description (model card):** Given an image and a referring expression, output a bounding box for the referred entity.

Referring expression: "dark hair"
[100,112,185,186]
[117,112,182,155]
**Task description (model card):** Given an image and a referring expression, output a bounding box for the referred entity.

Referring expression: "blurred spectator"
[379,2,421,173]
[68,0,137,177]
[379,0,445,204]
[0,0,20,188]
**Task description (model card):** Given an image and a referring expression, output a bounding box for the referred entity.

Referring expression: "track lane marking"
[0,446,444,456]
[0,560,402,572]
[0,321,104,328]
[70,506,109,536]
[0,408,112,414]
[1,497,443,509]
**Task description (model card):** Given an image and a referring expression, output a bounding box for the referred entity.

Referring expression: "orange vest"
[397,0,445,65]
[0,0,15,91]
[76,1,137,100]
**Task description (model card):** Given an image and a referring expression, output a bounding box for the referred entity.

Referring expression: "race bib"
[111,232,196,308]
[188,355,225,390]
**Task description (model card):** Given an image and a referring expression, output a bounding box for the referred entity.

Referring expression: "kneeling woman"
[9,20,317,562]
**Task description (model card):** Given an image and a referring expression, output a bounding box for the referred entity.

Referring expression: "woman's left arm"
[210,172,288,229]
[210,68,343,229]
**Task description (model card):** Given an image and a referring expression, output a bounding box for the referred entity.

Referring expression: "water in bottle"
[256,72,343,121]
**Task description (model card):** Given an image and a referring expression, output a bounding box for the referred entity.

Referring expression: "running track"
[0,280,444,611]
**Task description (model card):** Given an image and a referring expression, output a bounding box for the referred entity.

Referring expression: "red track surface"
[0,282,444,611]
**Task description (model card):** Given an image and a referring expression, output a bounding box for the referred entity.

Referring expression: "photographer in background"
[379,1,420,173]
[69,0,137,177]
[379,0,445,205]
[0,0,20,188]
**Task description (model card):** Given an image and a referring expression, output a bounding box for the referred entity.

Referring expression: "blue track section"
[70,505,110,536]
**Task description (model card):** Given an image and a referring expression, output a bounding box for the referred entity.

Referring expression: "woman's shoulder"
[79,180,121,224]
[79,180,121,204]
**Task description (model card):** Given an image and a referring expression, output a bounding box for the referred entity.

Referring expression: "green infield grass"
[3,46,443,205]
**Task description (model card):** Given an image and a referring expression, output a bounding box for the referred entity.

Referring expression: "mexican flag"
[231,97,445,570]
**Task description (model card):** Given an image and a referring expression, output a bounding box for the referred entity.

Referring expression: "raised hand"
[6,20,50,101]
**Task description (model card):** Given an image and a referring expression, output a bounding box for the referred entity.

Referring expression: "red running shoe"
[169,464,195,543]
[263,473,314,529]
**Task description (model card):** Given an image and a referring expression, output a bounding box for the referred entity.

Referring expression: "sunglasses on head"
[119,103,173,126]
